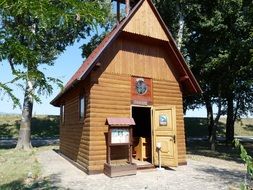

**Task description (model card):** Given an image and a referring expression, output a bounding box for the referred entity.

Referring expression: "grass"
[220,117,253,136]
[187,139,253,163]
[0,114,252,139]
[0,146,57,190]
[185,117,253,138]
[0,115,59,139]
[185,117,253,163]
[187,140,241,162]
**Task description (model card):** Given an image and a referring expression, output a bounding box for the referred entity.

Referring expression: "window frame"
[79,92,86,122]
[60,104,65,125]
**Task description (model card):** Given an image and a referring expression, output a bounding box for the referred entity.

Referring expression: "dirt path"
[37,149,246,190]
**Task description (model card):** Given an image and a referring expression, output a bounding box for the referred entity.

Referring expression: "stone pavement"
[37,150,246,190]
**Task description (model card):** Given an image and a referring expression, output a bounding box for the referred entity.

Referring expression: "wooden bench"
[133,137,150,161]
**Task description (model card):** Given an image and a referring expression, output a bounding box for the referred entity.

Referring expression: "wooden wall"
[59,80,91,172]
[58,0,188,174]
[123,0,168,41]
[84,35,186,173]
[103,36,177,81]
[88,73,131,172]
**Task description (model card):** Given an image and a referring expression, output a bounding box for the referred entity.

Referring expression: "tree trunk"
[210,97,222,151]
[15,79,34,150]
[176,4,185,50]
[204,96,214,141]
[226,95,235,145]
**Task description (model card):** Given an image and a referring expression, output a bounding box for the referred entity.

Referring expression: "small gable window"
[79,94,85,120]
[60,104,65,125]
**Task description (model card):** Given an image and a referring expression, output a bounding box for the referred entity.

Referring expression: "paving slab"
[37,149,246,190]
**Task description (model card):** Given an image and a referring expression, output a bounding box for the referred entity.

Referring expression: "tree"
[184,0,253,145]
[0,0,110,150]
[154,0,253,148]
[153,0,187,49]
[179,0,253,148]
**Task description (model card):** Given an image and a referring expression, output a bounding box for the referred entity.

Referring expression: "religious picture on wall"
[135,78,148,95]
[159,114,168,126]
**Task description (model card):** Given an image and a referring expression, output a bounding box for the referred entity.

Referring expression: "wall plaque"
[131,76,153,105]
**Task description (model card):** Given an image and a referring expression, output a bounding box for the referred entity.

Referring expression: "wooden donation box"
[104,117,137,177]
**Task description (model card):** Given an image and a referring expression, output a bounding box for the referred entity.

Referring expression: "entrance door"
[153,106,178,167]
[132,106,152,163]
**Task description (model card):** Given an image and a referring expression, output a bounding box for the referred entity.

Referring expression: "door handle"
[173,135,176,143]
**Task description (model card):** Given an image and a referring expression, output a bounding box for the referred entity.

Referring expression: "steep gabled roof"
[51,0,202,106]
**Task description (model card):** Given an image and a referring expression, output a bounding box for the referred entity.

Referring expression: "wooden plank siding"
[102,36,177,82]
[59,80,91,172]
[84,36,186,172]
[123,0,168,41]
[88,73,131,172]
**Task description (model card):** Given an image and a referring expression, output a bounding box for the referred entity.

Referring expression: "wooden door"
[153,106,178,167]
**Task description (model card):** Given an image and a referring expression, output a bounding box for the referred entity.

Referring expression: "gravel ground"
[36,149,247,190]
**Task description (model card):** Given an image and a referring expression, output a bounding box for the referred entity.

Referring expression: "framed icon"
[159,114,167,126]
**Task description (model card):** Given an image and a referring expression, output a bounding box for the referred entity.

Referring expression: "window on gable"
[60,104,65,124]
[79,94,85,120]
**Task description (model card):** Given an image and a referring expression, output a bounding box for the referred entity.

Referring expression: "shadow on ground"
[187,140,243,163]
[0,173,66,190]
[196,166,245,187]
[0,139,59,150]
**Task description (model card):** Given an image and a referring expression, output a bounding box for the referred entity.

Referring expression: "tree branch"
[8,57,17,75]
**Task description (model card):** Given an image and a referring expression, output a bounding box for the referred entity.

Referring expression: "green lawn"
[0,146,56,189]
[185,117,253,138]
[0,115,59,139]
[187,140,242,162]
[1,114,252,139]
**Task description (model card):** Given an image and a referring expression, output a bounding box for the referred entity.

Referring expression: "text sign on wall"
[111,128,130,144]
[131,76,153,105]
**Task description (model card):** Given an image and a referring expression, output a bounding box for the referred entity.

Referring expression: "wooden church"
[51,0,201,175]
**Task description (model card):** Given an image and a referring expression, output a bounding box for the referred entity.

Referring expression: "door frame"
[130,105,153,163]
[130,105,178,166]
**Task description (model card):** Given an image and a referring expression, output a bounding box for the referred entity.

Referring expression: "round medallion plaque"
[135,78,148,95]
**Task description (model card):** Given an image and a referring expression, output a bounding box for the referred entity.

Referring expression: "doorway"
[131,106,152,167]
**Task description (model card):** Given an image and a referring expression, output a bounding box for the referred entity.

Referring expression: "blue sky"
[0,39,87,116]
[0,36,207,117]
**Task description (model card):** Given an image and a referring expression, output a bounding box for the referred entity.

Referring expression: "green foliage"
[81,32,107,59]
[152,0,182,37]
[184,0,253,111]
[80,4,116,59]
[0,82,21,108]
[235,139,253,178]
[0,115,59,139]
[154,0,253,143]
[235,139,253,189]
[0,0,111,105]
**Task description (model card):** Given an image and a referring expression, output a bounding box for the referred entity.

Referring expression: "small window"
[60,104,65,124]
[79,94,85,120]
